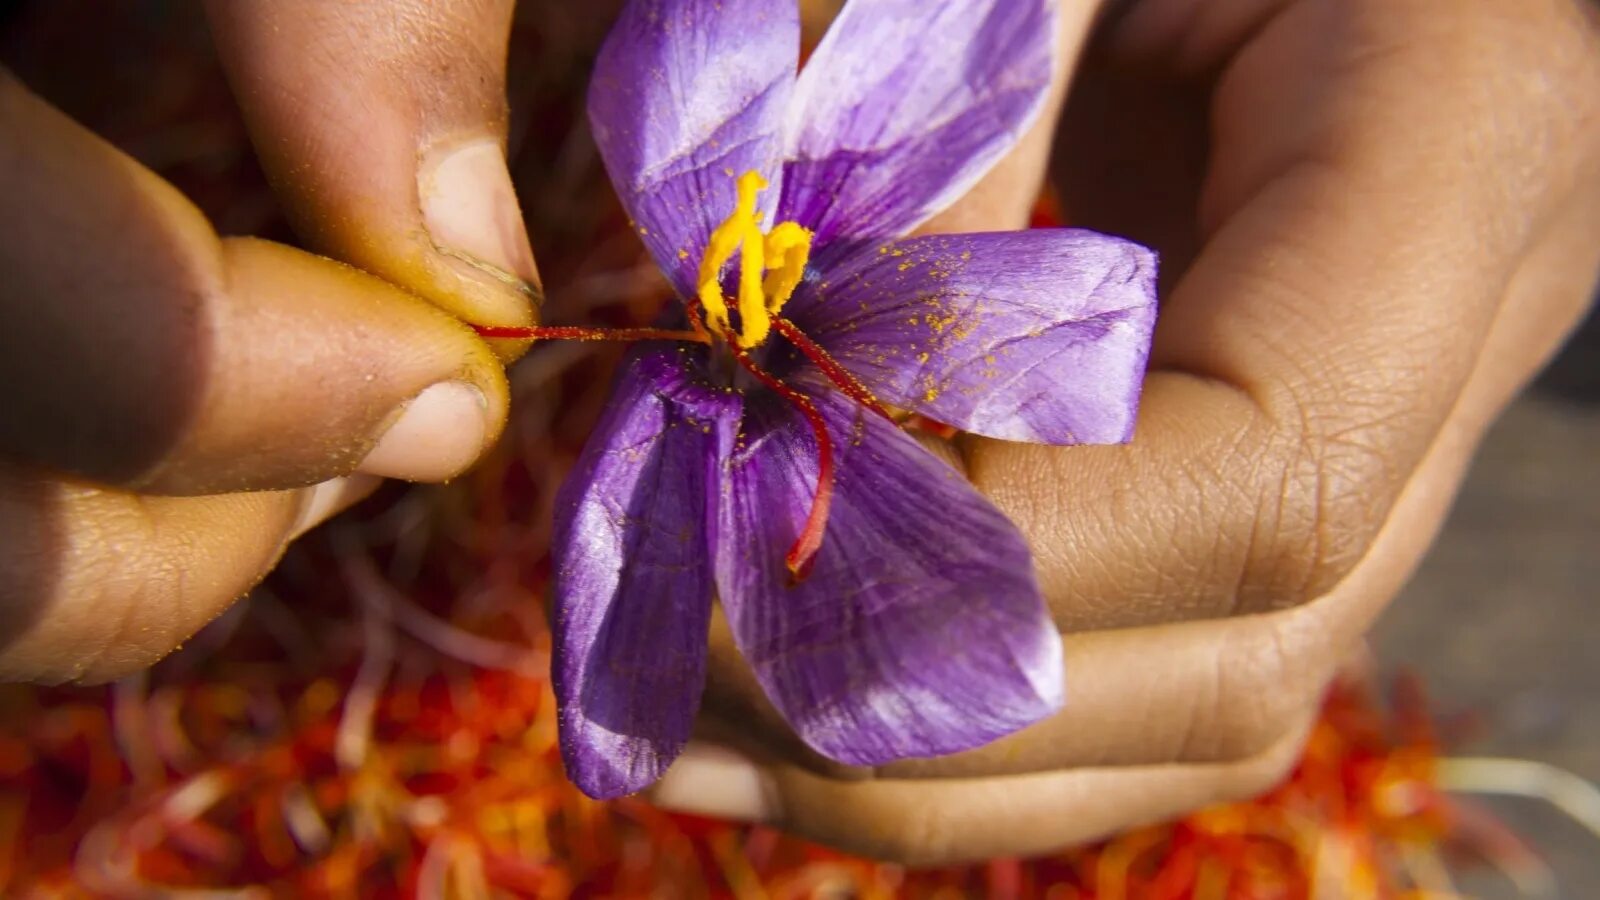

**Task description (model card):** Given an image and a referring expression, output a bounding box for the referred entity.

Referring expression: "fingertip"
[357,380,492,482]
[370,131,545,350]
[125,237,512,494]
[649,742,780,824]
[289,474,382,539]
[414,135,543,364]
[207,1,540,342]
[223,237,513,485]
[419,137,543,319]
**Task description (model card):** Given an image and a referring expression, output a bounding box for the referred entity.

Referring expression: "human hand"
[0,2,541,683]
[648,0,1600,863]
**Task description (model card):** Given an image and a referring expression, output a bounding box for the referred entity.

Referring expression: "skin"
[657,0,1600,864]
[1,0,1597,866]
[0,1,534,682]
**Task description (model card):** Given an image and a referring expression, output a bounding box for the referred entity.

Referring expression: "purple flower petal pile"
[554,0,1159,799]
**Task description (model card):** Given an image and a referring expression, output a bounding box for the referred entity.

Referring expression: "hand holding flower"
[645,0,1600,864]
[0,2,537,682]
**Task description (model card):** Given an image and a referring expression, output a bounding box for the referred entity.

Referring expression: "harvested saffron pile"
[0,503,1540,898]
[0,2,1567,897]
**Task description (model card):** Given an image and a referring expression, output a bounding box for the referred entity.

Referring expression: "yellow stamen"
[694,170,813,347]
[762,222,812,316]
[695,172,761,336]
[735,195,769,346]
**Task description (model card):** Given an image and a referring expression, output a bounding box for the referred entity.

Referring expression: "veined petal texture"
[779,0,1056,259]
[588,0,797,297]
[712,379,1063,766]
[552,344,737,798]
[797,229,1158,444]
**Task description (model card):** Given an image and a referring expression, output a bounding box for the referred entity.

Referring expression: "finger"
[699,0,1598,778]
[651,713,1312,867]
[903,187,1600,778]
[0,465,371,684]
[693,0,1597,787]
[699,348,1492,780]
[0,73,509,493]
[288,474,384,541]
[933,199,1600,776]
[969,0,1600,629]
[205,0,540,346]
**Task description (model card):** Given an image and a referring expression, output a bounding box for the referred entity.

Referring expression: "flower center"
[695,171,813,348]
[472,171,894,584]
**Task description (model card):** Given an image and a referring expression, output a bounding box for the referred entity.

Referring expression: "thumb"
[0,72,508,494]
[206,0,541,351]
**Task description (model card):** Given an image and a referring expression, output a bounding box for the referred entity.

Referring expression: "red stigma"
[500,303,866,584]
[727,343,835,583]
[771,317,893,422]
[472,324,710,343]
[682,298,839,583]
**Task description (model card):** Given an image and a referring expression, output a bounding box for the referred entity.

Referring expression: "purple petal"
[778,0,1055,258]
[587,0,797,297]
[712,382,1062,766]
[798,229,1158,445]
[552,344,737,798]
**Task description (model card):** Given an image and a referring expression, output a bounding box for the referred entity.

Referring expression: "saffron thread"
[472,324,709,343]
[727,344,834,584]
[483,298,864,582]
[684,297,834,583]
[772,317,893,422]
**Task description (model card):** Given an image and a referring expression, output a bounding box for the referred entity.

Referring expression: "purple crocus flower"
[554,0,1158,799]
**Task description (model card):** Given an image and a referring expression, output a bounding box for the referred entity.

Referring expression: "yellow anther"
[762,222,812,316]
[696,172,765,336]
[694,170,813,347]
[732,174,769,345]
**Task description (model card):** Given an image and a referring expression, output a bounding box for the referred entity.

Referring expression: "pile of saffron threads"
[0,501,1562,897]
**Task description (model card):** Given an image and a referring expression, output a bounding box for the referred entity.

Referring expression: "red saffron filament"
[682,297,836,583]
[772,317,893,422]
[728,343,835,583]
[472,324,709,343]
[491,300,848,582]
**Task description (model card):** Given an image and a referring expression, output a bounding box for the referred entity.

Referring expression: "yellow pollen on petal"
[695,170,813,347]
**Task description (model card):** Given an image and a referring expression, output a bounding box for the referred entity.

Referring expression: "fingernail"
[420,138,541,298]
[290,475,383,539]
[650,742,778,823]
[359,381,489,482]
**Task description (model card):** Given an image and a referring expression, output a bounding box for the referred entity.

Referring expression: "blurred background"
[1374,309,1600,897]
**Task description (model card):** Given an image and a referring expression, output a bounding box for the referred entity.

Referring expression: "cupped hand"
[0,1,540,683]
[651,0,1600,864]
